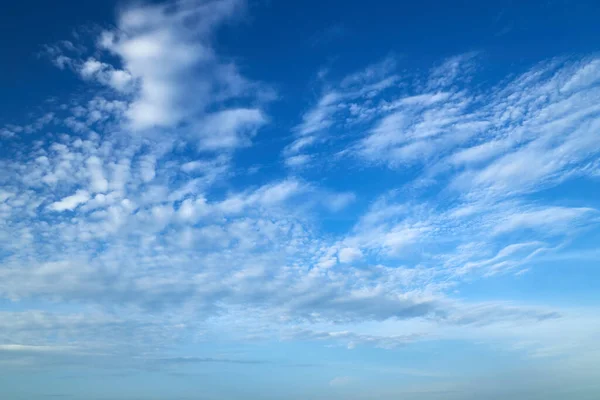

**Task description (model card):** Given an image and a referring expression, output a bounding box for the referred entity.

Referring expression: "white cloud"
[0,190,14,203]
[356,91,477,166]
[196,108,267,150]
[296,91,341,136]
[329,376,352,387]
[0,344,75,353]
[97,0,265,132]
[48,190,90,211]
[324,192,356,212]
[427,52,478,89]
[450,139,508,165]
[251,179,303,205]
[283,57,399,166]
[86,156,109,193]
[382,226,426,255]
[138,154,156,183]
[181,160,209,173]
[284,154,312,168]
[77,58,134,92]
[338,247,363,263]
[79,58,105,77]
[561,58,600,92]
[493,207,596,235]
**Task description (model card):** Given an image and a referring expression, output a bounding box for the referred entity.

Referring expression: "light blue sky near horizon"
[1,0,600,399]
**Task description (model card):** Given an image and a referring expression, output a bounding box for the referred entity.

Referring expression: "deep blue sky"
[4,0,600,120]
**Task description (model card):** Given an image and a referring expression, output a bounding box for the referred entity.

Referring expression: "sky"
[1,0,600,399]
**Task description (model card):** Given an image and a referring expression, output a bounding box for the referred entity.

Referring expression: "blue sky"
[1,0,600,399]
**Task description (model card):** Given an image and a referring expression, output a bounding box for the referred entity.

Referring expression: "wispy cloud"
[284,57,399,167]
